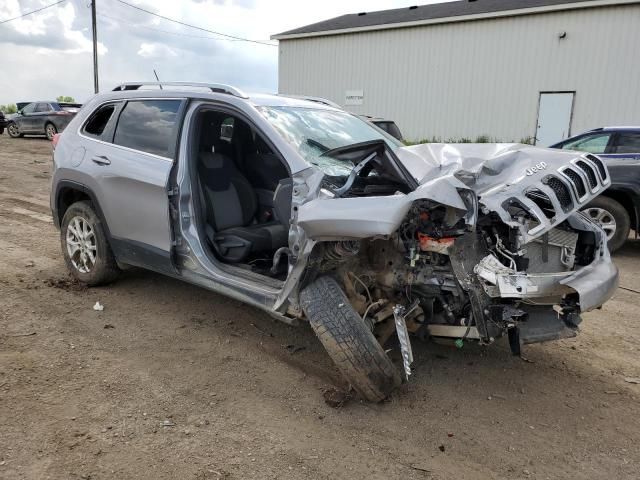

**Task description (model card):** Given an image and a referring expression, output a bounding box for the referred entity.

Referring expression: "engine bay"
[309,198,603,358]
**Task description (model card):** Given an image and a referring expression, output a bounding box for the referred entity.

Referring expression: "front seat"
[199,150,288,263]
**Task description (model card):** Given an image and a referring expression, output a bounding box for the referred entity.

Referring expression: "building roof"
[273,0,637,39]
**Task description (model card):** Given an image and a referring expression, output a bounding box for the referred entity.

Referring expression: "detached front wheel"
[61,201,120,286]
[300,276,401,402]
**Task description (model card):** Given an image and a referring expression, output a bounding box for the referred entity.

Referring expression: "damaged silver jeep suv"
[51,82,618,401]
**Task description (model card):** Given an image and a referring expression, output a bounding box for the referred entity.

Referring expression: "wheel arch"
[54,181,113,242]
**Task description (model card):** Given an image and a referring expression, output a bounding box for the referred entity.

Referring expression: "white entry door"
[535,92,574,146]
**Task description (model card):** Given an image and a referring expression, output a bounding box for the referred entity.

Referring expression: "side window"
[83,103,118,139]
[113,100,182,158]
[561,133,612,154]
[35,103,51,113]
[21,103,36,114]
[375,122,390,133]
[614,133,640,154]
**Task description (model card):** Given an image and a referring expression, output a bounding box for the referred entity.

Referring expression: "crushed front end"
[388,149,619,351]
[300,147,619,357]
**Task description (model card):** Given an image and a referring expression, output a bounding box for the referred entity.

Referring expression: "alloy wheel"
[8,123,19,137]
[584,207,617,240]
[46,124,56,140]
[66,216,97,273]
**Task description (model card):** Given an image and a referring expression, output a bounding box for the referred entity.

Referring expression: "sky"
[0,0,450,105]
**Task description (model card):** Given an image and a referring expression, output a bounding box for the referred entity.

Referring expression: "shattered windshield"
[258,106,402,176]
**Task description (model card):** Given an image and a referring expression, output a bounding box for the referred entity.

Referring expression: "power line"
[114,0,277,47]
[97,12,242,42]
[0,0,66,25]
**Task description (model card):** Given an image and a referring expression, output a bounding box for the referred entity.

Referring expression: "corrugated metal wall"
[278,4,640,142]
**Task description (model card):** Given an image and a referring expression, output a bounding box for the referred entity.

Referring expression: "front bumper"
[474,211,618,314]
[475,252,618,312]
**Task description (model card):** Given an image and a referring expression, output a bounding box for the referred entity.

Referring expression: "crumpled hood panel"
[396,143,611,243]
[297,143,610,244]
[397,143,584,192]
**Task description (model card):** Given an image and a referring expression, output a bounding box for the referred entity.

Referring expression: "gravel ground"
[1,135,639,480]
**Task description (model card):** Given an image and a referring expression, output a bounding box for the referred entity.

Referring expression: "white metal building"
[273,0,640,145]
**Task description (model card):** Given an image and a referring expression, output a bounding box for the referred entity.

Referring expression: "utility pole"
[91,0,99,93]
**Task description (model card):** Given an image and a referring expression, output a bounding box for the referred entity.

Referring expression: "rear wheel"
[300,276,402,402]
[61,201,120,286]
[45,122,57,141]
[582,196,630,253]
[7,122,21,138]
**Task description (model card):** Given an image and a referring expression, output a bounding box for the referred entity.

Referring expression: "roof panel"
[273,0,613,38]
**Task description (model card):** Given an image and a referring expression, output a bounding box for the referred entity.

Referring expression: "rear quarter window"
[113,100,182,158]
[83,103,119,139]
[615,132,640,154]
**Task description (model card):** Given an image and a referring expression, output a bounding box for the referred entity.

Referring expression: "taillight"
[52,133,60,148]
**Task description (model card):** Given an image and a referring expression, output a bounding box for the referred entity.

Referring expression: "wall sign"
[345,90,364,106]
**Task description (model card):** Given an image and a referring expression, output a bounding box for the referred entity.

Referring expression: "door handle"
[91,155,111,166]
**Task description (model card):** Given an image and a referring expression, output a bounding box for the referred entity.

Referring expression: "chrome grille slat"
[576,160,598,189]
[585,154,608,181]
[563,168,587,198]
[545,176,573,211]
[525,189,555,219]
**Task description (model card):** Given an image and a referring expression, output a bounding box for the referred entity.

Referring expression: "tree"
[0,104,17,114]
[56,95,75,103]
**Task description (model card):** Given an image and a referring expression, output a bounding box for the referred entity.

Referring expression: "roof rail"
[112,82,249,99]
[278,94,342,109]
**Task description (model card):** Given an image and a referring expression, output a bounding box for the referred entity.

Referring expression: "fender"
[53,180,176,274]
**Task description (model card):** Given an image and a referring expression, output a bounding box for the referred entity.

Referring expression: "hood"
[296,143,610,244]
[396,143,611,243]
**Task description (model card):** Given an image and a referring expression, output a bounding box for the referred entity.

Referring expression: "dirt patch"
[44,276,88,292]
[0,135,639,479]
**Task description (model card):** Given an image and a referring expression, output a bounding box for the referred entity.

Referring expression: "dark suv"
[0,110,7,135]
[7,101,82,140]
[551,127,640,251]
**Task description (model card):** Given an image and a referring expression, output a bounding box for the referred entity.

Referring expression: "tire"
[45,122,57,141]
[0,127,4,135]
[60,200,120,286]
[582,196,630,253]
[300,276,402,402]
[7,122,22,138]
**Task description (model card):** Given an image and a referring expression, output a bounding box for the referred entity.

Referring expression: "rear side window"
[83,104,118,138]
[113,100,181,158]
[615,132,640,154]
[561,133,611,154]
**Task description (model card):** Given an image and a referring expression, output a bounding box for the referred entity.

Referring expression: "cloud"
[0,0,448,105]
[137,42,178,58]
[0,0,106,54]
